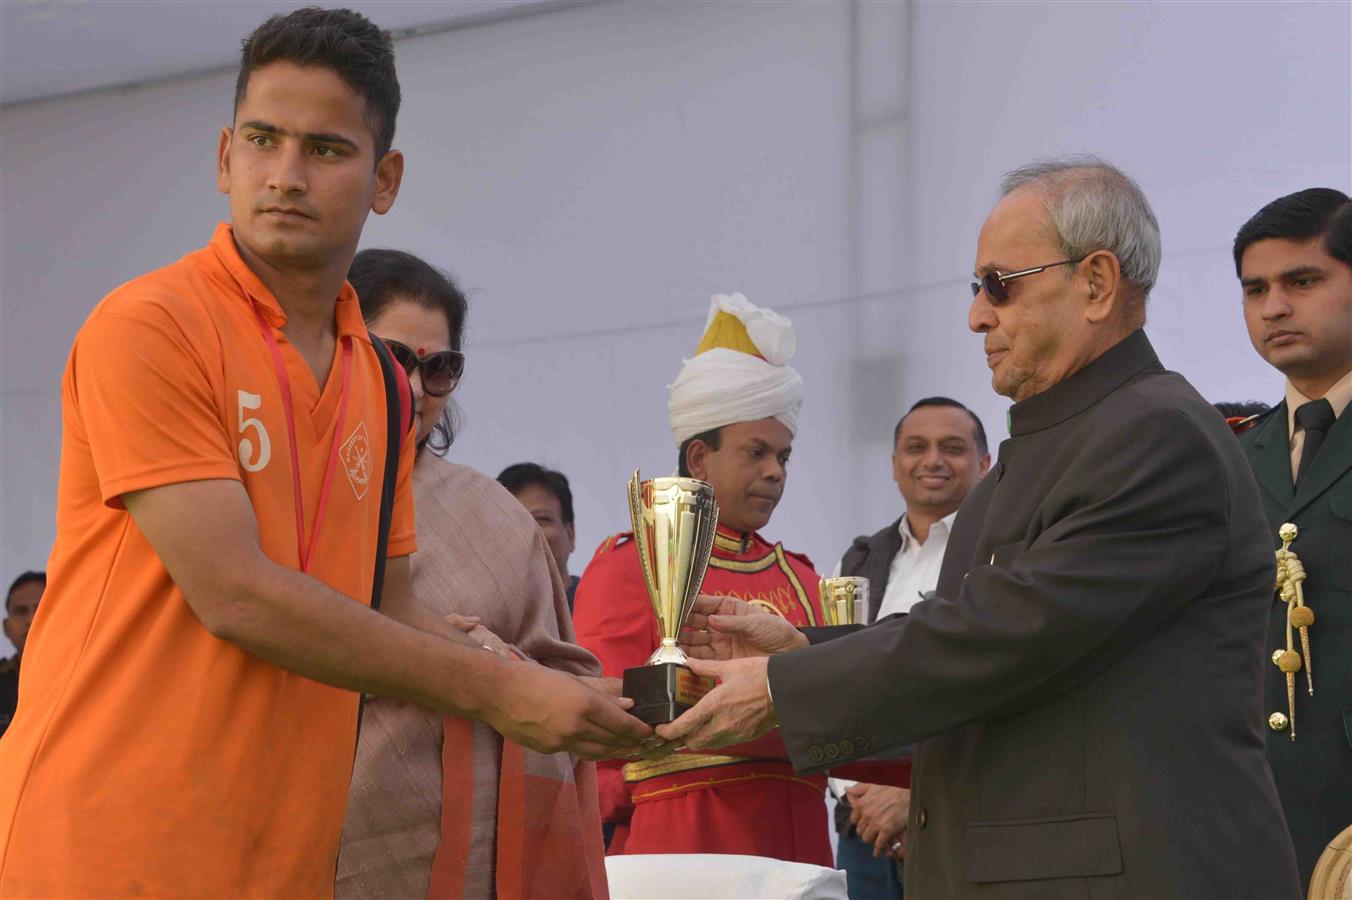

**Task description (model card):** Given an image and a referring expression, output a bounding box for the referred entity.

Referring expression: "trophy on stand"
[621,470,720,725]
[819,576,869,626]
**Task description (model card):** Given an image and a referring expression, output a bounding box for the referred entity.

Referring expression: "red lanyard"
[253,305,354,573]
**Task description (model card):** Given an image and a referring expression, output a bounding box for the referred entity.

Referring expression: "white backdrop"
[2,0,1349,656]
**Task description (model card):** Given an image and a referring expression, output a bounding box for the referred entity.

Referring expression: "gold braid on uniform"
[1272,523,1315,741]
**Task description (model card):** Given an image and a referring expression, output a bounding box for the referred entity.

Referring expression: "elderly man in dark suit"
[659,156,1300,898]
[1232,187,1352,890]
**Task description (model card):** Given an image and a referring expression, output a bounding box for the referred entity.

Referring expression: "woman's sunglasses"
[969,255,1087,305]
[381,338,465,397]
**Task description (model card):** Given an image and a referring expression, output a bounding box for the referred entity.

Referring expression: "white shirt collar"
[899,509,959,551]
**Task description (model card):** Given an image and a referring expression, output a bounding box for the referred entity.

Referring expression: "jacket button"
[916,807,929,829]
[825,742,840,760]
[856,736,871,752]
[840,739,855,756]
[1268,712,1289,732]
[808,745,824,763]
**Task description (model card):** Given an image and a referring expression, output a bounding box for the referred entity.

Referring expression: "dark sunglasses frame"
[970,255,1088,305]
[380,338,465,397]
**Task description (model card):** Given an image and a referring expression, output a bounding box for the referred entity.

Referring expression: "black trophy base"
[622,662,715,725]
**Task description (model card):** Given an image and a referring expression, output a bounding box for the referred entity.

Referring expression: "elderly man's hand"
[679,594,808,661]
[653,656,778,749]
[847,782,910,859]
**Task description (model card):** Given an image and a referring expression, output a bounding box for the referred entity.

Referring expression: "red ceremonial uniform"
[573,524,831,865]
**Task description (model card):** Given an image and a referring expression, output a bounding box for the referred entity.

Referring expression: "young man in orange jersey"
[0,9,647,896]
[573,293,832,865]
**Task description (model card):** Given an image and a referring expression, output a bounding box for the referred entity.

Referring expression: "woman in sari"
[337,249,609,899]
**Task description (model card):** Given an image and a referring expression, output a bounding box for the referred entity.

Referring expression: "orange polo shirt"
[0,223,415,897]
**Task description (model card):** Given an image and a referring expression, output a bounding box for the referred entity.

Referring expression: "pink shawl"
[337,456,608,899]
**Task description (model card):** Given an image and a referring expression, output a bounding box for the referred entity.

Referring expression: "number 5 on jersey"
[237,390,271,472]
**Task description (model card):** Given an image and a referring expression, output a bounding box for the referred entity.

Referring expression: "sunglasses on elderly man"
[380,338,465,397]
[969,255,1088,305]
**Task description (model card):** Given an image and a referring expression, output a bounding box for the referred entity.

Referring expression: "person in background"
[1214,400,1272,433]
[498,463,579,611]
[0,571,45,737]
[573,292,830,865]
[339,249,610,898]
[830,398,989,898]
[1232,186,1352,891]
[1214,400,1272,420]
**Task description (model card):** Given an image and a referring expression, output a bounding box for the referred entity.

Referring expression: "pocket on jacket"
[964,813,1122,884]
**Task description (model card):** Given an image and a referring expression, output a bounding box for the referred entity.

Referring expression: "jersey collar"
[207,222,369,344]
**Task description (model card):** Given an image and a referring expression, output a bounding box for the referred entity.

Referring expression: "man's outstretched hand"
[483,662,653,760]
[680,594,808,660]
[654,656,778,750]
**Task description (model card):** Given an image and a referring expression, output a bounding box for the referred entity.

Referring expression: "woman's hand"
[445,613,520,660]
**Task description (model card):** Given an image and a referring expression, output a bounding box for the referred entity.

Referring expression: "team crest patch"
[339,420,373,500]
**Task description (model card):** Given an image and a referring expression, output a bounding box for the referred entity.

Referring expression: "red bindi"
[416,348,426,357]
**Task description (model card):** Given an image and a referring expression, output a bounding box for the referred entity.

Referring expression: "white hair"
[1001,155,1162,299]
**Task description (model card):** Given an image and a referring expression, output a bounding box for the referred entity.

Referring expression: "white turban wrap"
[667,293,804,447]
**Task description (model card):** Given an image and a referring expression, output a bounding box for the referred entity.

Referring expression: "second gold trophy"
[622,470,719,725]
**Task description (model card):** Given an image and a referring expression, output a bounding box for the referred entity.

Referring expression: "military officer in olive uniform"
[1233,187,1352,890]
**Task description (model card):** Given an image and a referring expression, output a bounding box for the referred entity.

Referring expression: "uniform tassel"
[1292,604,1314,696]
[1285,672,1296,741]
[1274,648,1301,742]
[1277,524,1314,697]
[1300,629,1313,695]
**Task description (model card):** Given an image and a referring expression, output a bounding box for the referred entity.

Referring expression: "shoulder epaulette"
[1228,403,1281,436]
[747,530,815,570]
[781,546,816,571]
[592,532,633,557]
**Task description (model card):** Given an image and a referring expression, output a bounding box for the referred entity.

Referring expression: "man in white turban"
[667,292,804,447]
[572,293,832,864]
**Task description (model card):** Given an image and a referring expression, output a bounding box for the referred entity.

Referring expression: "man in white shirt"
[829,397,989,899]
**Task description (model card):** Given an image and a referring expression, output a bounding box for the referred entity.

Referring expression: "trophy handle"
[679,498,718,629]
[628,470,661,606]
[819,576,868,626]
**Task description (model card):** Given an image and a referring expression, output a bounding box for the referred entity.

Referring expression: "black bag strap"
[350,334,412,827]
[369,333,411,611]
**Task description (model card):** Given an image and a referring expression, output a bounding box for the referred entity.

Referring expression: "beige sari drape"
[337,455,607,899]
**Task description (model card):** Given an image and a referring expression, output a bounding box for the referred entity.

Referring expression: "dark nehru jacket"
[770,330,1300,898]
[1237,397,1351,889]
[838,521,903,623]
